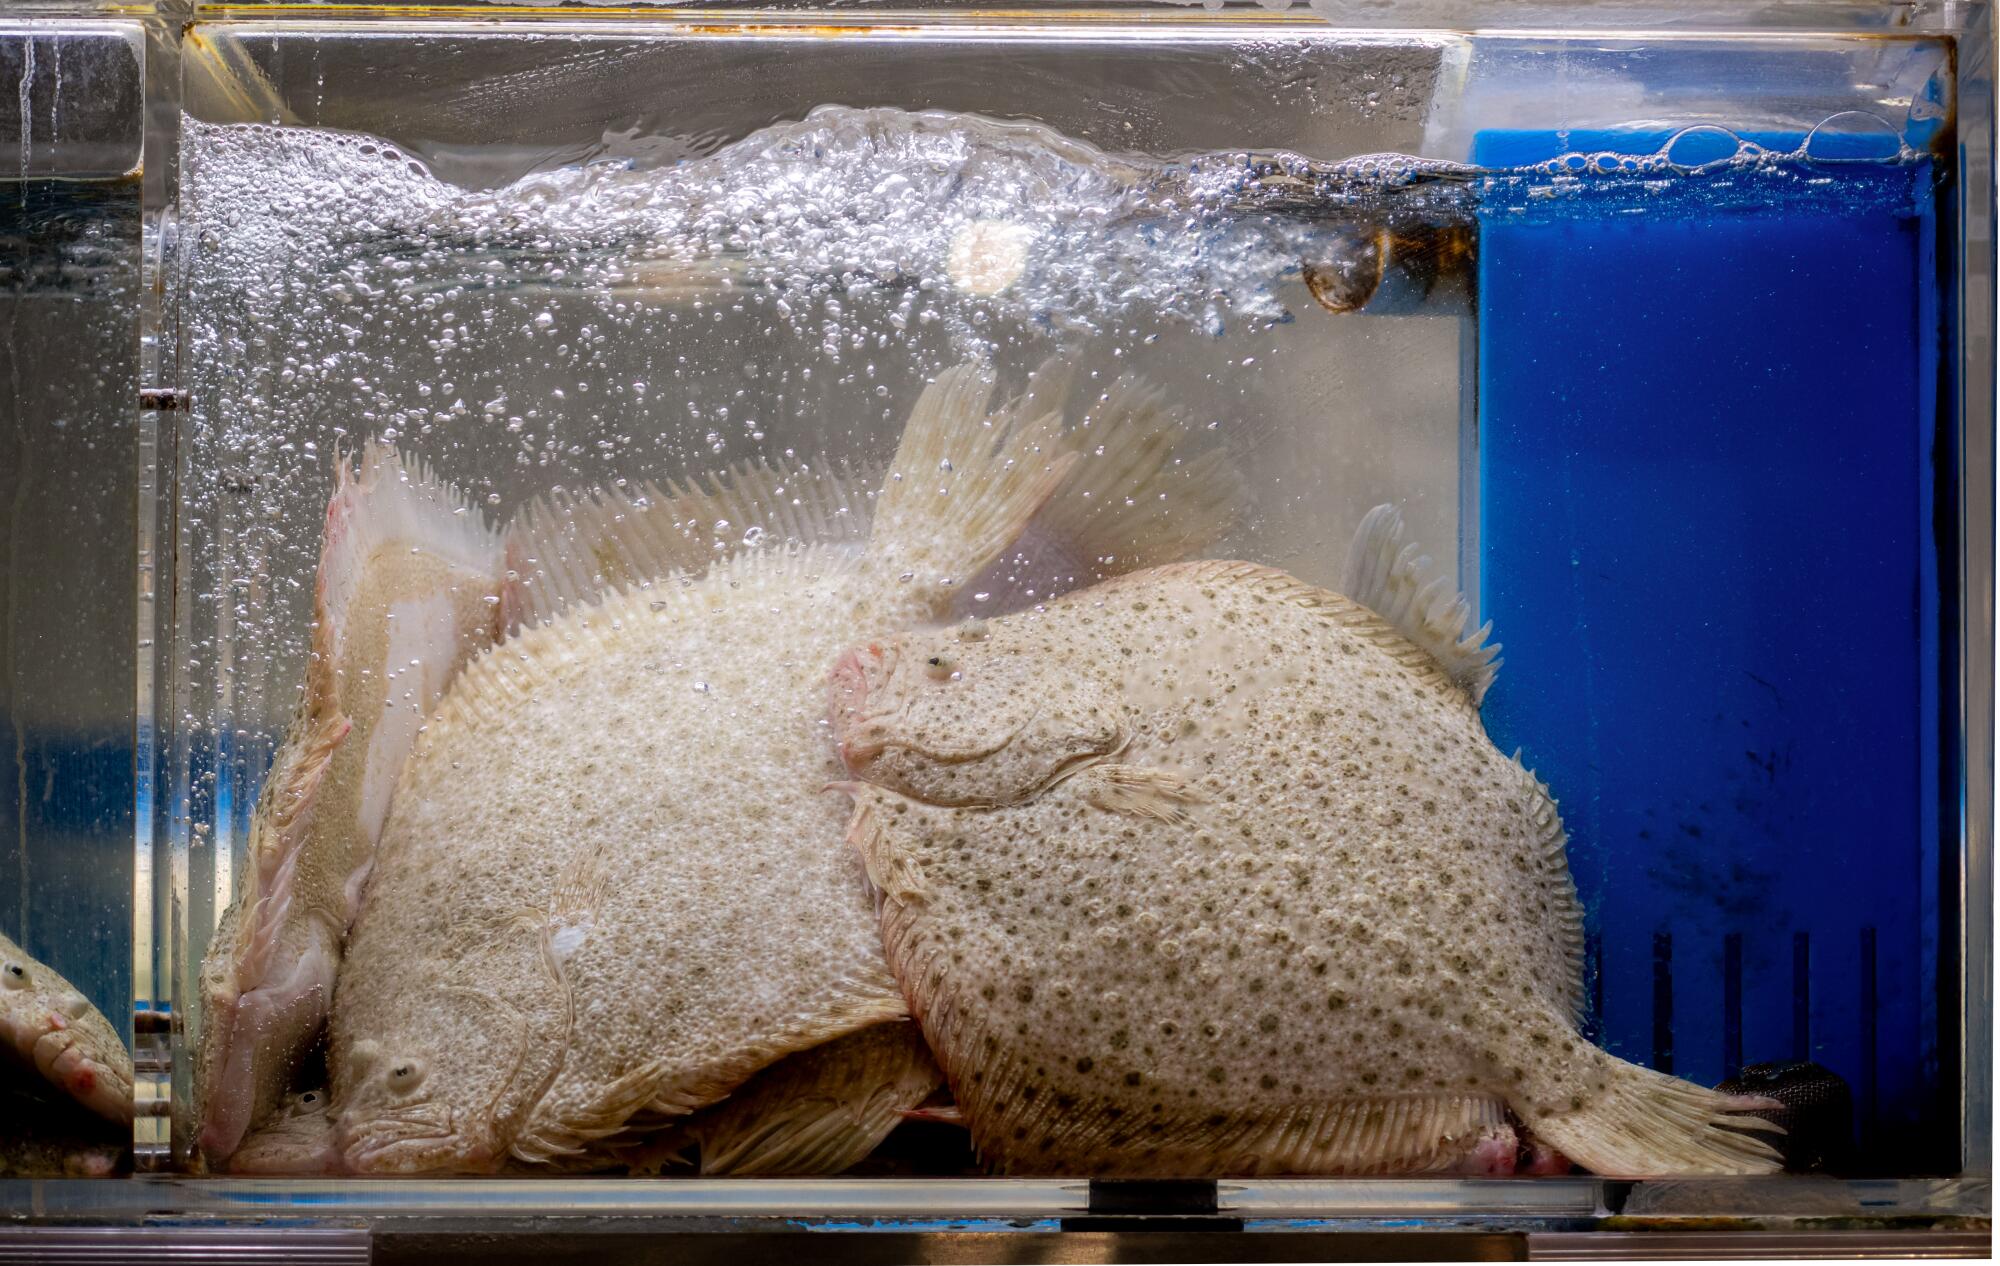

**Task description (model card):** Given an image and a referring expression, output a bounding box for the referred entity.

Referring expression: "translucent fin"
[1077,764,1203,825]
[1341,503,1499,706]
[505,458,875,626]
[1509,1004,1784,1177]
[232,702,351,993]
[1035,375,1243,576]
[865,363,1078,613]
[320,440,505,663]
[625,1022,942,1176]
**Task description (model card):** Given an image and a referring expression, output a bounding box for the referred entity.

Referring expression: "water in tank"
[1,15,145,1179]
[0,1,1987,1214]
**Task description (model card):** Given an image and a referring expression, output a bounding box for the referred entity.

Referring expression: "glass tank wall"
[0,0,1991,1247]
[2,14,146,1180]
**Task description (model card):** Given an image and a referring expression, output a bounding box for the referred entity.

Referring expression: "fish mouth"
[228,1120,346,1177]
[831,640,1022,773]
[340,1104,493,1175]
[830,641,892,768]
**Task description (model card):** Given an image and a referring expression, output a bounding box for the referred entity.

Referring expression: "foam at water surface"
[184,106,1478,348]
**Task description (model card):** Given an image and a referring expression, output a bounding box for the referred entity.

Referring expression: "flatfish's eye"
[925,653,958,682]
[299,1091,322,1107]
[1,961,28,990]
[387,1060,427,1093]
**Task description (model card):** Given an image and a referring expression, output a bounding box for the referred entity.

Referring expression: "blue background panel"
[1474,133,1942,1163]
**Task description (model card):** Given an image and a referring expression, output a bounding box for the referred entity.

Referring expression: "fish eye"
[924,654,957,682]
[387,1060,427,1093]
[1,962,28,990]
[299,1091,321,1106]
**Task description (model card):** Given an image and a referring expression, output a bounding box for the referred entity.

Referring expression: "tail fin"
[1509,1006,1784,1177]
[1342,503,1499,705]
[505,458,874,627]
[1050,375,1242,573]
[865,363,1077,613]
[962,375,1242,612]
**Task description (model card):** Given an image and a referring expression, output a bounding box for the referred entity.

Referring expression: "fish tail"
[1027,374,1244,578]
[1507,1006,1784,1177]
[865,362,1078,612]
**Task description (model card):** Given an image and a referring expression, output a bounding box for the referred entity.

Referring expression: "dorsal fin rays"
[505,970,908,1167]
[1513,761,1587,1026]
[505,458,876,628]
[426,543,864,743]
[619,1021,942,1176]
[1340,503,1500,706]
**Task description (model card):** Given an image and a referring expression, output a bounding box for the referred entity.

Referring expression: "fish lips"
[338,1105,492,1175]
[228,1129,346,1176]
[829,642,890,766]
[830,640,1023,776]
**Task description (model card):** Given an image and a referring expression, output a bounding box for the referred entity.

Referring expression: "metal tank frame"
[0,2,1990,1259]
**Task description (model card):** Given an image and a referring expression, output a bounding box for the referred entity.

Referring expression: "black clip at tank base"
[1060,1179,1242,1232]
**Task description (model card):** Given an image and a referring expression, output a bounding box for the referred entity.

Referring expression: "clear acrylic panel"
[0,0,1986,1251]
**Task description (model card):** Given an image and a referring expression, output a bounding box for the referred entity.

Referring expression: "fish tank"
[0,0,1990,1259]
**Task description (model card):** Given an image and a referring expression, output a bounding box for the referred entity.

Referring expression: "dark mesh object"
[1715,1061,1853,1172]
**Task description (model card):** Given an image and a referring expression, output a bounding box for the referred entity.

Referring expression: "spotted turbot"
[329,363,1239,1173]
[829,505,1784,1177]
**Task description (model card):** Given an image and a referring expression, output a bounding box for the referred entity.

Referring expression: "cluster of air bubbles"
[1526,116,1917,180]
[184,107,1475,357]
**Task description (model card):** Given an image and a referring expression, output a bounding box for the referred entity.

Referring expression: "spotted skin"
[331,365,1232,1174]
[833,560,1781,1177]
[0,929,131,1126]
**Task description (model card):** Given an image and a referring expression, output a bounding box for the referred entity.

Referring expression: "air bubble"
[1801,111,1905,163]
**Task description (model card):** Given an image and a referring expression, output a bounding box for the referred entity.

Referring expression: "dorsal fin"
[505,458,875,627]
[947,368,1242,615]
[1341,503,1500,706]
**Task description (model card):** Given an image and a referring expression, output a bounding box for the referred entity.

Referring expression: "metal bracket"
[139,388,186,410]
[1060,1179,1243,1232]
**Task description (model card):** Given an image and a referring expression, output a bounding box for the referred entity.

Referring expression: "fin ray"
[1509,1004,1784,1177]
[1036,376,1243,575]
[1341,504,1499,705]
[506,458,875,626]
[677,1023,942,1175]
[866,364,1077,612]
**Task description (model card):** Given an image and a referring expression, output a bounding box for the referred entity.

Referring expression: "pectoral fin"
[1077,765,1201,824]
